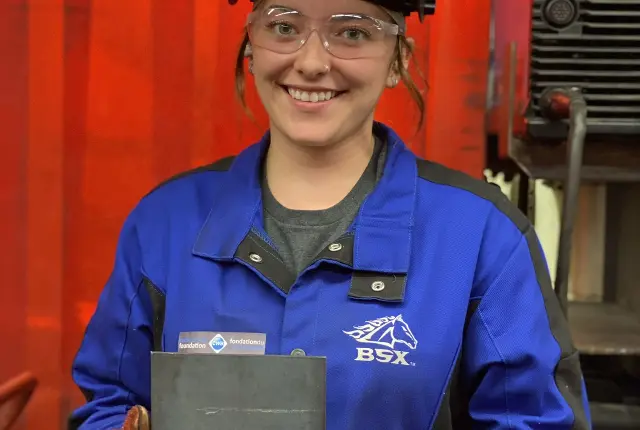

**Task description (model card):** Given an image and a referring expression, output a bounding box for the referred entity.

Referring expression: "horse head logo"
[343,315,418,350]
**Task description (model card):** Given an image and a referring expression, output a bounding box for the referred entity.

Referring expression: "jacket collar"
[193,122,417,275]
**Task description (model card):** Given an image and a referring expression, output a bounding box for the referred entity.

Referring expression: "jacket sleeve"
[69,211,155,430]
[463,217,591,429]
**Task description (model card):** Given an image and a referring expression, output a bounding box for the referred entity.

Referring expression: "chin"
[274,116,346,148]
[284,130,341,148]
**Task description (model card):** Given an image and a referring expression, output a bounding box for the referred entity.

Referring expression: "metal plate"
[569,302,640,356]
[509,136,640,182]
[151,353,326,430]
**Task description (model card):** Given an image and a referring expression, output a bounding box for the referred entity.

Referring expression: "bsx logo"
[343,315,418,366]
[209,334,227,353]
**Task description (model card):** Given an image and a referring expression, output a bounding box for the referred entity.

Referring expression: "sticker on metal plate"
[178,331,266,355]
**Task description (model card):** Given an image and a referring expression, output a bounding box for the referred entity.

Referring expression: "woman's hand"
[122,405,150,430]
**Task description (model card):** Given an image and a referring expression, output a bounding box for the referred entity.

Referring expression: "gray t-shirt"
[262,137,386,276]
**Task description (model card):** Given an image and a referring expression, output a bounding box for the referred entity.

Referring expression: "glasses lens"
[324,14,392,59]
[248,8,307,54]
[247,9,397,59]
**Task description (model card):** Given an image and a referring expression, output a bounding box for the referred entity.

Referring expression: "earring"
[248,60,254,75]
[390,76,398,88]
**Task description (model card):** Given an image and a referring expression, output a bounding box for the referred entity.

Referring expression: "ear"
[244,42,253,58]
[401,37,414,70]
[386,59,400,88]
[386,74,399,88]
[387,37,414,88]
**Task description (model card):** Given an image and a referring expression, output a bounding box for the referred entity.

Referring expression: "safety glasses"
[247,6,402,60]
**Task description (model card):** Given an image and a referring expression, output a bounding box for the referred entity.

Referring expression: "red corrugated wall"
[0,0,488,428]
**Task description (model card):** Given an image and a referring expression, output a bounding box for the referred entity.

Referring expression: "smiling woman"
[235,0,425,144]
[69,1,591,429]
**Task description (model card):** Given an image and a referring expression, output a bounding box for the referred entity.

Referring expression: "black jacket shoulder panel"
[415,159,529,234]
[145,156,236,198]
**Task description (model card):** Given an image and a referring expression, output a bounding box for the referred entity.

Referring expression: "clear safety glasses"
[246,7,402,60]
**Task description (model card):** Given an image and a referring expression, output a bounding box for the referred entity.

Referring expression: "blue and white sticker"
[178,331,266,355]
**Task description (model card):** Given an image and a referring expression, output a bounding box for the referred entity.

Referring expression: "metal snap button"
[249,253,263,263]
[290,348,306,357]
[328,243,342,252]
[371,281,386,292]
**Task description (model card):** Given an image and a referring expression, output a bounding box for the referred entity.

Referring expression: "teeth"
[287,87,336,103]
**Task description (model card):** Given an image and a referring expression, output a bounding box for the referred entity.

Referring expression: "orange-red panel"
[152,0,195,178]
[424,0,490,178]
[0,1,29,400]
[25,3,65,429]
[192,0,220,166]
[62,0,93,415]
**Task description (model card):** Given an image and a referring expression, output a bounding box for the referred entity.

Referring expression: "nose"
[293,31,332,79]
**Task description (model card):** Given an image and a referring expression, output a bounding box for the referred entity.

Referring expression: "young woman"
[70,0,591,429]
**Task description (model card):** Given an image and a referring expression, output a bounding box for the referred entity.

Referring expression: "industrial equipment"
[491,0,640,427]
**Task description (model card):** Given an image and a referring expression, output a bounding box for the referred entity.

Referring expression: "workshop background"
[1,0,639,429]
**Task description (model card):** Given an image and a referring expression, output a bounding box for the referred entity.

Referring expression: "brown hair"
[234,31,427,133]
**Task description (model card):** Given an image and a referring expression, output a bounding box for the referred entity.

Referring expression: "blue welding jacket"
[69,122,591,429]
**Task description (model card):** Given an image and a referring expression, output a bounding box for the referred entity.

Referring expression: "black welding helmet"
[228,0,436,23]
[363,0,436,21]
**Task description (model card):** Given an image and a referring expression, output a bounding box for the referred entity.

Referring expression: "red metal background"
[0,1,490,428]
[425,0,490,177]
[490,0,533,158]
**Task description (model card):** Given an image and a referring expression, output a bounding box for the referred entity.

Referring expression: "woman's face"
[249,0,399,147]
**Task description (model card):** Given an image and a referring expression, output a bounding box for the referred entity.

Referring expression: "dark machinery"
[537,87,588,315]
[491,0,640,428]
